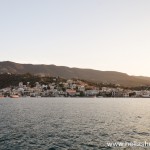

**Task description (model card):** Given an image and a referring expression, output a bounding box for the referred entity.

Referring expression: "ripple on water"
[1,98,150,150]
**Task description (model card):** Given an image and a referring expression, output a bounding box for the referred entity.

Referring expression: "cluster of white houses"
[0,79,150,98]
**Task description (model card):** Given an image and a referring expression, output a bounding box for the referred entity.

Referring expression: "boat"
[142,94,150,98]
[10,95,19,98]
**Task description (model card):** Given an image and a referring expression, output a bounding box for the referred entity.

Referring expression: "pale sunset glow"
[0,0,150,76]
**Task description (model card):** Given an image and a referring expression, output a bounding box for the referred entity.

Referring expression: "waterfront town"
[0,77,150,98]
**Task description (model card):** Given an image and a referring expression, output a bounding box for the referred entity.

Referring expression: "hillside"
[0,61,150,87]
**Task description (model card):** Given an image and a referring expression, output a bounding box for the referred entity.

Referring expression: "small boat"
[142,94,150,98]
[10,95,19,98]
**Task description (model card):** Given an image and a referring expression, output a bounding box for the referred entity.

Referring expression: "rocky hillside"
[0,61,150,87]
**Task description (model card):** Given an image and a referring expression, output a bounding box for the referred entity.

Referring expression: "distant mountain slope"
[134,76,150,82]
[0,61,150,87]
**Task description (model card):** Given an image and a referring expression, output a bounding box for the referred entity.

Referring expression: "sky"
[0,0,150,76]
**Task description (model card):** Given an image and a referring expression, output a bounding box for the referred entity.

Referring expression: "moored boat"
[10,95,19,98]
[142,94,150,98]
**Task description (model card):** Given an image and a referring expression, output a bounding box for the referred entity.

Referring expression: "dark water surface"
[0,98,150,150]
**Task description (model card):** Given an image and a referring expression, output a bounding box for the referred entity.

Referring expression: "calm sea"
[0,98,150,150]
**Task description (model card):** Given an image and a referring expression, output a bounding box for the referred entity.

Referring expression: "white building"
[85,90,99,96]
[19,82,23,88]
[78,86,85,92]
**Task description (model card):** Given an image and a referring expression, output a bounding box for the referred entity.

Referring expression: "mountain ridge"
[0,61,150,87]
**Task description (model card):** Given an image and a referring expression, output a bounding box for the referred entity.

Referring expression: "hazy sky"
[0,0,150,76]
